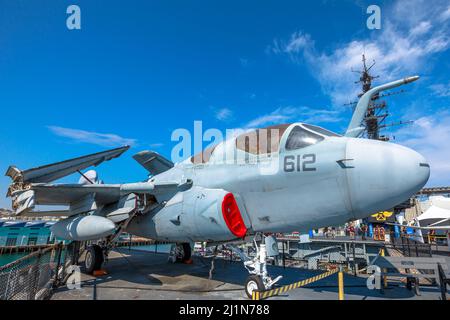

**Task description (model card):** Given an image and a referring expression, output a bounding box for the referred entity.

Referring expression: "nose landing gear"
[227,234,282,299]
[245,275,265,299]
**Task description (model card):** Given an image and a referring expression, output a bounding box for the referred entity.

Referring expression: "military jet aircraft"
[5,76,429,298]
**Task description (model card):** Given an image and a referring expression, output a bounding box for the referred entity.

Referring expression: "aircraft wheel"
[245,275,265,299]
[181,243,192,262]
[85,244,104,274]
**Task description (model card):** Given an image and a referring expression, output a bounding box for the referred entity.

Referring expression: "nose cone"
[346,139,430,218]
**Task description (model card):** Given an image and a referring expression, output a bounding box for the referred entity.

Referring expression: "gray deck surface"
[51,248,447,300]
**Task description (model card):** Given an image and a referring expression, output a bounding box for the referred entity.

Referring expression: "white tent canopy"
[418,196,450,226]
[429,195,450,210]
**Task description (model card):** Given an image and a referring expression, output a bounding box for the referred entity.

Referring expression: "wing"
[31,181,186,204]
[6,145,192,217]
[133,151,174,176]
[31,184,122,205]
[15,210,72,218]
[10,181,191,216]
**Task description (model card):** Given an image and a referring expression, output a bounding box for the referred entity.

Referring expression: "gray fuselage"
[126,123,430,242]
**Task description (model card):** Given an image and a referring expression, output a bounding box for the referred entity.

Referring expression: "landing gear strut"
[227,234,282,299]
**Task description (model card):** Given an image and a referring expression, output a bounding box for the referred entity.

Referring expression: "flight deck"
[51,248,447,300]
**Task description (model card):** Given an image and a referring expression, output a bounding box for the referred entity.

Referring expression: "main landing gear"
[168,243,192,263]
[84,244,105,274]
[227,234,282,299]
[84,234,119,274]
[84,211,142,275]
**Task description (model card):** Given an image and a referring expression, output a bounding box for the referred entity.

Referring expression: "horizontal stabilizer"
[5,146,129,185]
[133,151,174,175]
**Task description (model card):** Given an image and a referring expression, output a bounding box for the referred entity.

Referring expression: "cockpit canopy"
[190,123,340,163]
[285,125,324,151]
[235,124,291,155]
[235,123,340,154]
[301,124,341,138]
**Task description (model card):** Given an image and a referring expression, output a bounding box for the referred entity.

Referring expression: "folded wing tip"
[6,145,133,186]
[5,166,21,180]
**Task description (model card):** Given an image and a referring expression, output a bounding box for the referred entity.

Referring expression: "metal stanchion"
[338,266,344,300]
[352,242,356,276]
[380,248,387,289]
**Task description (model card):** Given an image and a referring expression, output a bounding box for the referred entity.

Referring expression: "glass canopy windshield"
[302,124,341,137]
[235,124,291,155]
[285,125,324,150]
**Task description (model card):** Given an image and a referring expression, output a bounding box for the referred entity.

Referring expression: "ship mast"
[347,54,412,141]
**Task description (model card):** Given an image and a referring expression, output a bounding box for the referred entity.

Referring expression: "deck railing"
[0,242,84,300]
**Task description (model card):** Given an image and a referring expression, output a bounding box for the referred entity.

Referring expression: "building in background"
[0,220,60,247]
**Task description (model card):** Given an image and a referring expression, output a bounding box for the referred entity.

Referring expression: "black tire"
[245,275,265,299]
[85,244,104,274]
[181,243,192,262]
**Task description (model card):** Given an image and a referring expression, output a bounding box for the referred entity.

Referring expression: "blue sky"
[0,0,449,208]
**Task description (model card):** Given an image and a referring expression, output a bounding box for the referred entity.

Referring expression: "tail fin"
[133,151,174,176]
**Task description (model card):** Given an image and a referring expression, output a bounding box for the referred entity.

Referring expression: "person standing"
[361,224,368,240]
[349,224,355,240]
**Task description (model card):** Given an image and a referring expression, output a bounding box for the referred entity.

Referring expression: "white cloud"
[245,107,295,128]
[440,5,450,22]
[244,106,343,129]
[269,0,450,106]
[48,126,137,147]
[409,21,432,37]
[429,82,450,97]
[215,108,233,121]
[149,143,164,148]
[395,109,450,186]
[271,31,313,56]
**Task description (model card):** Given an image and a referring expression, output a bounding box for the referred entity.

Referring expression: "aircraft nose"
[345,139,430,219]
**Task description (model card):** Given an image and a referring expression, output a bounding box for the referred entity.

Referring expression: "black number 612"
[284,154,316,172]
